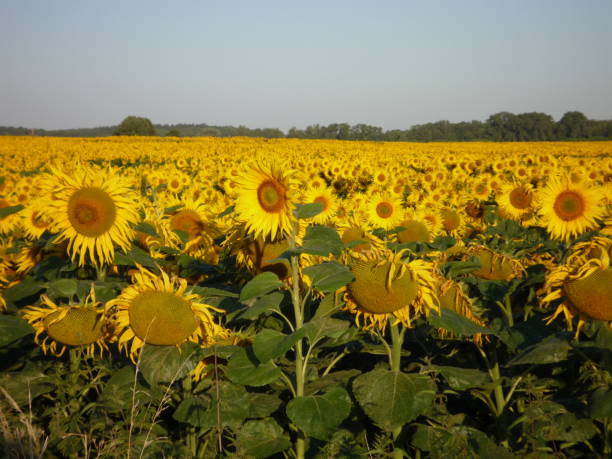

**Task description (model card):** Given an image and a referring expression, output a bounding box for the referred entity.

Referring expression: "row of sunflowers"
[0,135,611,458]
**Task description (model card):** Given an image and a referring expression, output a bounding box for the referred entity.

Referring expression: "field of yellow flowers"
[1,135,611,458]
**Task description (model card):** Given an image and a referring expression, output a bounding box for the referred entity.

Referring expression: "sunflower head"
[342,249,439,330]
[469,246,524,281]
[22,289,110,358]
[437,278,487,345]
[106,266,228,362]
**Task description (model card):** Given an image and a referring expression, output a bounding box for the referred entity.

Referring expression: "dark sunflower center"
[171,209,203,240]
[45,308,104,346]
[67,188,117,237]
[129,291,198,345]
[398,220,430,243]
[31,211,50,229]
[348,261,417,314]
[376,202,393,218]
[257,180,285,213]
[553,191,585,221]
[314,196,329,211]
[509,187,532,209]
[564,268,612,321]
[465,201,484,219]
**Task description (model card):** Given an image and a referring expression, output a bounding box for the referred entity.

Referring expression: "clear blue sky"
[1,0,611,131]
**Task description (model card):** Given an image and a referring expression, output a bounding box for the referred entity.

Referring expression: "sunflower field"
[1,135,611,458]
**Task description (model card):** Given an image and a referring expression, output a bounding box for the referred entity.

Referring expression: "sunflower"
[235,162,296,240]
[366,192,403,230]
[20,199,53,240]
[165,196,219,254]
[396,209,438,244]
[105,266,228,362]
[341,249,439,330]
[337,218,385,262]
[43,166,139,267]
[22,289,110,358]
[497,181,537,223]
[468,245,525,281]
[302,186,338,225]
[539,176,606,241]
[541,236,612,336]
[436,278,487,345]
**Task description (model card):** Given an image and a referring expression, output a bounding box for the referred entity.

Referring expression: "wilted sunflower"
[341,249,439,330]
[467,245,525,281]
[106,266,228,362]
[235,162,296,240]
[539,176,605,241]
[43,166,139,267]
[22,289,110,358]
[542,236,612,336]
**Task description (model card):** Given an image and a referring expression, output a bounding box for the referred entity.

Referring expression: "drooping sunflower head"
[342,249,439,331]
[22,289,110,358]
[337,218,385,262]
[539,176,606,242]
[436,278,487,345]
[235,162,296,240]
[42,165,140,267]
[467,245,525,281]
[105,266,229,362]
[541,236,612,336]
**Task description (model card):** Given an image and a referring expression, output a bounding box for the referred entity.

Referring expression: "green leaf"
[303,262,354,293]
[434,365,490,391]
[313,293,340,319]
[0,368,53,406]
[286,386,352,440]
[239,291,284,320]
[225,347,282,387]
[234,418,291,458]
[0,204,24,219]
[217,205,235,218]
[139,342,202,386]
[441,258,482,278]
[47,278,78,298]
[507,336,572,366]
[0,315,34,347]
[114,246,158,269]
[352,369,436,431]
[589,387,612,418]
[134,222,159,238]
[294,202,324,219]
[300,225,344,257]
[429,307,494,336]
[190,286,238,299]
[4,277,44,304]
[253,328,307,362]
[173,396,210,428]
[303,316,350,343]
[248,393,283,418]
[239,272,282,303]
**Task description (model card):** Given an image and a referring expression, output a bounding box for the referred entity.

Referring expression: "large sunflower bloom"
[341,249,439,330]
[43,165,139,267]
[539,176,606,242]
[235,162,296,240]
[105,266,229,362]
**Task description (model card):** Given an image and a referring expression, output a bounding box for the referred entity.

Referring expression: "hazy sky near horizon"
[1,0,612,131]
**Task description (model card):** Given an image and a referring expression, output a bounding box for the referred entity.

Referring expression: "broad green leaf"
[294,201,324,219]
[313,293,340,319]
[353,369,436,431]
[507,336,571,366]
[114,246,158,269]
[299,225,344,257]
[0,315,34,346]
[248,393,283,418]
[239,291,284,320]
[286,386,352,440]
[434,365,490,391]
[139,342,202,386]
[303,261,354,293]
[303,316,350,343]
[589,387,612,418]
[134,222,159,238]
[234,418,291,458]
[253,328,307,362]
[0,204,24,219]
[99,366,152,412]
[225,347,282,387]
[173,382,250,429]
[441,258,482,278]
[239,272,282,303]
[4,277,44,304]
[47,278,78,297]
[0,368,53,406]
[190,286,238,299]
[429,307,494,336]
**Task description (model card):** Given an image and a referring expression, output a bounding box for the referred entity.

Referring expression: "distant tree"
[114,116,156,136]
[556,111,589,139]
[165,129,181,137]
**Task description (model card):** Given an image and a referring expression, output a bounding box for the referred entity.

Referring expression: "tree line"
[1,111,611,141]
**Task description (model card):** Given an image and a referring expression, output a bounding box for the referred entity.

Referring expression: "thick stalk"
[390,322,405,459]
[182,377,197,456]
[289,223,305,459]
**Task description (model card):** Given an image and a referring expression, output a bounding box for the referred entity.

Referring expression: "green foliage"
[113,115,156,136]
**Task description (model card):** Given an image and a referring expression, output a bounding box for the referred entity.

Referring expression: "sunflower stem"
[390,322,405,459]
[289,221,306,459]
[95,265,107,282]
